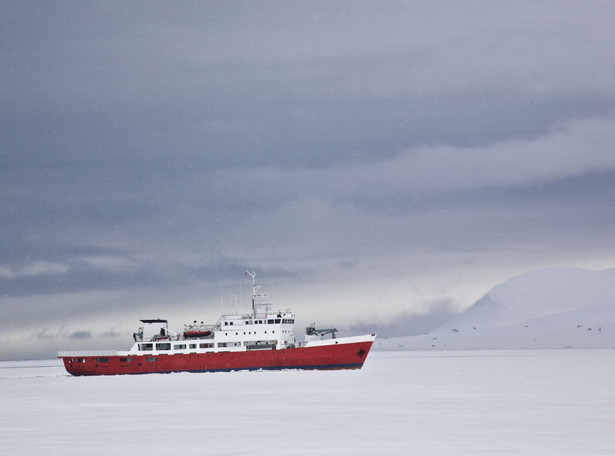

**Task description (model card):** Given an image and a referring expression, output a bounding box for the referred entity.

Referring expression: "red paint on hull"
[60,340,374,376]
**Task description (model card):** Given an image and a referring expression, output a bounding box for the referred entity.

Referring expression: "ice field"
[2,350,615,455]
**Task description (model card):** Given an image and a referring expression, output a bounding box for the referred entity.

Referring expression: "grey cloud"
[35,328,54,340]
[68,330,91,340]
[2,1,615,360]
[0,249,298,299]
[101,328,121,338]
[3,2,614,172]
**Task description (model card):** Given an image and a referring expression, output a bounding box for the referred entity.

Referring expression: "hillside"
[376,267,615,350]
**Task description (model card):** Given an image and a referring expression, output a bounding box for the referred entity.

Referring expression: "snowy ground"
[2,350,615,455]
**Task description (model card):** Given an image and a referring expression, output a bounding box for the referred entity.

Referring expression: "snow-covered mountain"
[376,267,615,350]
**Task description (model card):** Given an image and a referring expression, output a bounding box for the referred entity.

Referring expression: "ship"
[58,272,376,376]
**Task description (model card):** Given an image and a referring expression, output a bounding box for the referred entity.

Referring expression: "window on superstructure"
[199,343,213,348]
[156,343,171,350]
[268,319,274,324]
[189,344,197,349]
[174,344,187,350]
[275,319,281,324]
[140,343,153,351]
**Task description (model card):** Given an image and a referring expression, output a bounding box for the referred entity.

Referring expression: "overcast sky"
[2,1,615,360]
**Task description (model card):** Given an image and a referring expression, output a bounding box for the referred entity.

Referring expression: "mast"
[245,271,258,315]
[245,270,268,316]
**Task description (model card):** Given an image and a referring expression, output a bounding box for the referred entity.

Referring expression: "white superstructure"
[127,272,297,355]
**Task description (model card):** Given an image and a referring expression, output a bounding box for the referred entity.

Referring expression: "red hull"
[60,340,374,376]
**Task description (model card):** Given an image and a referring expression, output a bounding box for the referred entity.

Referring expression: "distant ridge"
[376,267,615,350]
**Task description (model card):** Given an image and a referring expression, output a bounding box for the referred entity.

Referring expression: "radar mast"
[245,271,267,316]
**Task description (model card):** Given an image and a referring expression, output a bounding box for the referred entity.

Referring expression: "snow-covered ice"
[2,350,615,455]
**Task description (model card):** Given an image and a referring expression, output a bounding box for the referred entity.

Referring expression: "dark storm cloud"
[2,1,615,359]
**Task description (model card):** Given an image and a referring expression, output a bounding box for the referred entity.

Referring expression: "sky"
[2,1,615,360]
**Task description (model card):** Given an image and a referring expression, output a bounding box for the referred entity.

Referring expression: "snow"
[2,350,615,455]
[377,267,615,350]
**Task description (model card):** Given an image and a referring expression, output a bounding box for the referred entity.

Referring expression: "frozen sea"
[2,350,614,455]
